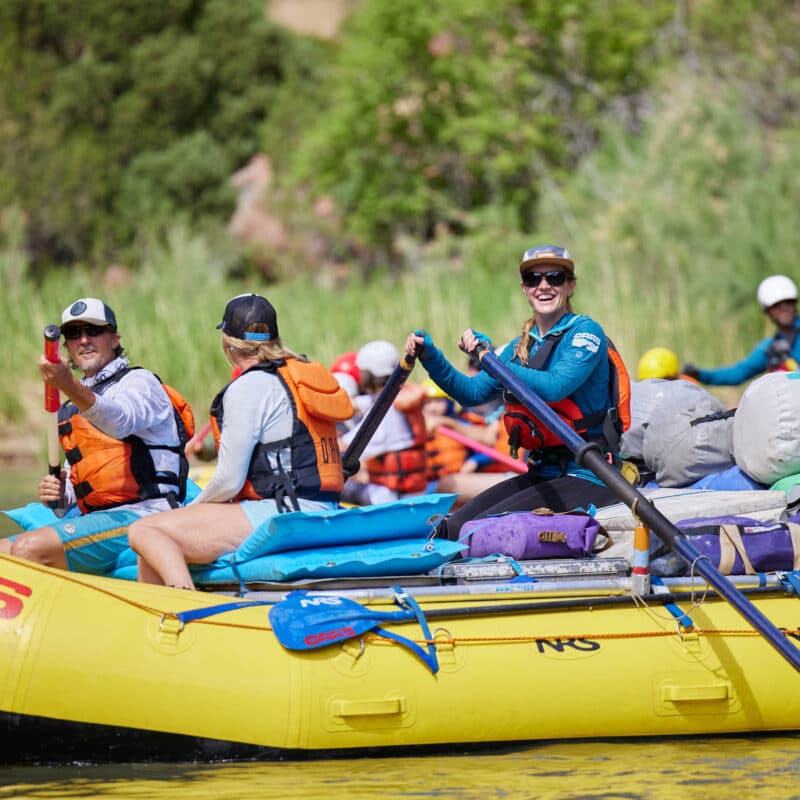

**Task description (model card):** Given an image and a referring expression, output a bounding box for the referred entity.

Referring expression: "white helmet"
[333,371,359,399]
[757,275,798,310]
[356,340,399,378]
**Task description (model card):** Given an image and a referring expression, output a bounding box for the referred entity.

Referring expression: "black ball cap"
[217,294,279,341]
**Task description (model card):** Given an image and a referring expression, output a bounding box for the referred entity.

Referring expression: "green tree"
[0,0,322,270]
[285,0,675,265]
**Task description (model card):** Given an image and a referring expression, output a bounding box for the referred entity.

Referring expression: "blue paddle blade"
[268,590,440,674]
[269,591,413,650]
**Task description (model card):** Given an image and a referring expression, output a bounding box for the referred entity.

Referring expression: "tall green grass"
[2,74,799,452]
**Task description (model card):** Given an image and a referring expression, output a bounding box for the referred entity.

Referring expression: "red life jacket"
[503,330,631,457]
[366,383,428,494]
[211,359,353,510]
[456,410,526,473]
[58,368,193,513]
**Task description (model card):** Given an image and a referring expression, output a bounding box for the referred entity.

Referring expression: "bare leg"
[0,539,11,554]
[129,503,253,589]
[137,555,167,586]
[437,472,510,509]
[8,527,68,570]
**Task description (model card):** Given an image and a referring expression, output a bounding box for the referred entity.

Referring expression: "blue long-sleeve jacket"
[418,314,612,483]
[697,318,800,386]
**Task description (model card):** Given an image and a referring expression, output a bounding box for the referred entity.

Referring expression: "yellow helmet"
[421,377,451,399]
[637,347,680,380]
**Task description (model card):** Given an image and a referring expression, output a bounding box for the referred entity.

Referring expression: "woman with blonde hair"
[129,293,353,588]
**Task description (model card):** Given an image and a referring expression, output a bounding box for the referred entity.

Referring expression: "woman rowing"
[404,245,630,541]
[128,293,354,588]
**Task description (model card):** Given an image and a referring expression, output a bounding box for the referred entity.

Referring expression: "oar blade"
[269,591,409,650]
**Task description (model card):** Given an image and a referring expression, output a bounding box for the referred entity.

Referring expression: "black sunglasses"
[521,270,568,288]
[62,323,111,340]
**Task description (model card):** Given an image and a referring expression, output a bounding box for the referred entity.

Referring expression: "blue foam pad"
[191,537,465,585]
[235,493,456,561]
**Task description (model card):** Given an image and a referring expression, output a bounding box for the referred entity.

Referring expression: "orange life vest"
[425,428,468,480]
[366,383,428,494]
[58,368,193,513]
[503,332,631,457]
[210,359,353,510]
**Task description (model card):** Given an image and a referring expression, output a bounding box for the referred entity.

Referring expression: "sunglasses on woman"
[521,270,568,288]
[62,324,111,340]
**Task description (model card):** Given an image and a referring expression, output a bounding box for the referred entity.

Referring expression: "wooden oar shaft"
[341,353,416,476]
[478,348,800,673]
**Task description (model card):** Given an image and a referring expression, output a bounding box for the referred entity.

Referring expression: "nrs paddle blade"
[269,590,439,673]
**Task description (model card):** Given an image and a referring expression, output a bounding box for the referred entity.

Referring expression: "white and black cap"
[60,298,118,332]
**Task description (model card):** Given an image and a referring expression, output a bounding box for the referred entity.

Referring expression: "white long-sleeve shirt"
[66,357,181,514]
[192,369,293,504]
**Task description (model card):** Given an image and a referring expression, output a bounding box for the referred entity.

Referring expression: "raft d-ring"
[352,637,366,661]
[432,627,455,646]
[676,620,696,640]
[159,613,185,634]
[426,513,445,538]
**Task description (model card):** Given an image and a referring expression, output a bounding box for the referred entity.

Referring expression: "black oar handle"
[341,351,417,477]
[478,347,800,673]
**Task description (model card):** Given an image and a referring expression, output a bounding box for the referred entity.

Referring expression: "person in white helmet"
[340,340,428,504]
[683,275,800,385]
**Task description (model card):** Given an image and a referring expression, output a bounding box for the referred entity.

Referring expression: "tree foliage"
[284,0,676,262]
[0,0,324,270]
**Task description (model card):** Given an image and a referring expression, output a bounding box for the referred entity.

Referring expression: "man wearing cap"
[682,274,800,385]
[404,244,626,540]
[0,297,188,574]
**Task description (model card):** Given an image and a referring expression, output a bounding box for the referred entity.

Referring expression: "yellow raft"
[2,552,800,764]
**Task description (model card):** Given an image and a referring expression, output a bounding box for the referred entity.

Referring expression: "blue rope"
[779,570,800,597]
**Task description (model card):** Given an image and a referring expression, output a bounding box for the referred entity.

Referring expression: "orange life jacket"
[425,428,468,480]
[210,359,353,510]
[58,368,193,513]
[366,383,428,494]
[503,332,631,457]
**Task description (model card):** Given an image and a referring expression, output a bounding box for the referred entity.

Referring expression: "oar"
[341,349,418,477]
[476,346,800,672]
[436,425,527,474]
[43,325,64,516]
[268,589,439,673]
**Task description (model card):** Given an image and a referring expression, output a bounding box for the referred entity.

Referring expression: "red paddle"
[436,425,527,474]
[184,366,243,455]
[43,325,63,512]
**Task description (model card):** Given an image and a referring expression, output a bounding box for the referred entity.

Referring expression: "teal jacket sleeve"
[697,337,771,386]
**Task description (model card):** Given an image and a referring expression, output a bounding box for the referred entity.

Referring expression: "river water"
[2,471,800,798]
[2,735,800,798]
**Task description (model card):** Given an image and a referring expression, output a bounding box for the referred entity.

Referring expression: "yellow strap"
[788,523,800,569]
[719,524,755,575]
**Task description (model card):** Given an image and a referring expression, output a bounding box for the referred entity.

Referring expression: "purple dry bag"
[459,508,603,560]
